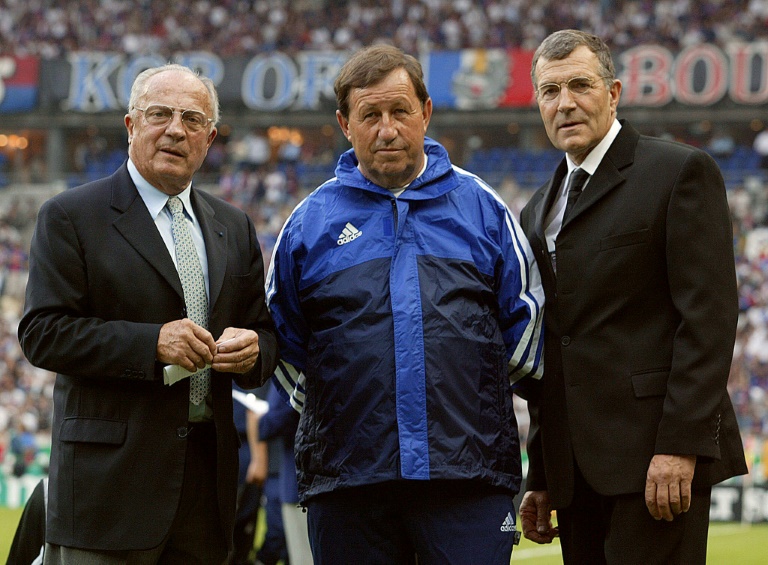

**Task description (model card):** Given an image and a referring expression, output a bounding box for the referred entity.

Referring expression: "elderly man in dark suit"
[518,30,747,564]
[19,63,278,564]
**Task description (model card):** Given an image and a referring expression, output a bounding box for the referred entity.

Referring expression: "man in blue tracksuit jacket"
[266,44,544,564]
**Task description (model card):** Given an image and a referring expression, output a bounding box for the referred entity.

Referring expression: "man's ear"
[336,110,351,141]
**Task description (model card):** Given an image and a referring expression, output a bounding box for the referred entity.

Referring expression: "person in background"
[266,44,543,564]
[254,373,312,565]
[518,29,747,564]
[229,383,268,565]
[18,63,278,564]
[7,477,48,565]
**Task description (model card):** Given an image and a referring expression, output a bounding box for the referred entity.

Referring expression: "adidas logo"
[500,512,516,532]
[337,222,362,245]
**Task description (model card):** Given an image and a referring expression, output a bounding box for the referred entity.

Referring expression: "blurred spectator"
[753,127,768,171]
[708,128,736,158]
[10,412,38,477]
[1,1,766,59]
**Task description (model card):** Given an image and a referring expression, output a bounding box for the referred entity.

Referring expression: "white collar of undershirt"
[566,119,622,178]
[128,158,195,221]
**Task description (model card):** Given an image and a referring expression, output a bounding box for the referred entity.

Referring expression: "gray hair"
[531,29,615,88]
[128,63,220,125]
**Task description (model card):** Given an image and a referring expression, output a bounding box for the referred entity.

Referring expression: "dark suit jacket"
[18,162,278,550]
[519,121,747,509]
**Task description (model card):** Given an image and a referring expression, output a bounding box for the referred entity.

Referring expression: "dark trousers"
[230,482,263,565]
[306,480,518,565]
[256,474,289,565]
[557,462,712,565]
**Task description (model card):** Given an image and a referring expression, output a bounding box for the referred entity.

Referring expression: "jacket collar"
[335,137,459,200]
[532,119,640,238]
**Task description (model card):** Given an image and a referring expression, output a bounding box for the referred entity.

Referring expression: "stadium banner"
[2,42,768,113]
[0,55,39,113]
[711,483,768,523]
[426,48,535,109]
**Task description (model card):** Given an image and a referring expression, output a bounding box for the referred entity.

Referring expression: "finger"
[523,530,555,544]
[681,481,692,513]
[217,330,258,353]
[520,513,554,545]
[645,480,661,520]
[189,339,216,367]
[212,356,257,374]
[537,505,552,534]
[191,326,217,356]
[668,481,682,516]
[656,484,673,522]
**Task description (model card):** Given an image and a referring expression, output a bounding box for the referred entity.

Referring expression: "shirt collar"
[565,119,622,176]
[128,158,195,220]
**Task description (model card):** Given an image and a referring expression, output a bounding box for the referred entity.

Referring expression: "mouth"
[159,146,186,158]
[558,120,582,132]
[375,146,405,156]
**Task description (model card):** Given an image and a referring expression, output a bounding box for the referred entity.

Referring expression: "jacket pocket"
[59,417,127,445]
[631,368,669,398]
[600,228,649,250]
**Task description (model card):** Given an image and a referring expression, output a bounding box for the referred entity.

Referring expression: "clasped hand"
[157,319,260,374]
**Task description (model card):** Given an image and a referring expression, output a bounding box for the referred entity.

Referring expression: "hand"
[212,328,260,374]
[246,449,268,485]
[157,319,216,372]
[645,454,696,521]
[520,490,559,544]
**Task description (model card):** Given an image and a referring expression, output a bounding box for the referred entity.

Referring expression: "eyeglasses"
[535,76,610,102]
[134,104,213,132]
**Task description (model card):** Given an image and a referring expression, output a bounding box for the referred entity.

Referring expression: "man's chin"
[369,167,415,190]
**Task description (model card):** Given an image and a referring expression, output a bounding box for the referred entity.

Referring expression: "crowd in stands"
[2,0,768,492]
[2,0,768,59]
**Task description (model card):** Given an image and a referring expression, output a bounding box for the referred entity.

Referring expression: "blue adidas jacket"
[266,138,544,502]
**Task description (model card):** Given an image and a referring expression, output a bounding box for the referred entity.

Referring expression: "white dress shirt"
[544,119,622,253]
[128,159,210,297]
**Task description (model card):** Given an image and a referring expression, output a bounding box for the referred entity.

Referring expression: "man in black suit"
[19,63,278,564]
[518,30,747,564]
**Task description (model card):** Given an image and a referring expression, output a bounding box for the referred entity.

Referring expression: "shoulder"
[634,135,719,173]
[40,174,119,222]
[194,189,253,225]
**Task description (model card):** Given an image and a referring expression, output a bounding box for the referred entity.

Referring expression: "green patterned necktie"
[167,196,210,405]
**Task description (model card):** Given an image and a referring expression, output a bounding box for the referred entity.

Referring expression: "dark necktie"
[561,168,589,224]
[551,168,590,274]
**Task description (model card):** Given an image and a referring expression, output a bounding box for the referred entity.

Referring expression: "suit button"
[177,426,190,439]
[561,336,571,346]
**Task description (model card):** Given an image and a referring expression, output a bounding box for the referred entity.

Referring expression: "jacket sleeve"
[231,213,279,389]
[656,148,738,458]
[18,198,161,380]
[496,199,545,385]
[265,209,311,405]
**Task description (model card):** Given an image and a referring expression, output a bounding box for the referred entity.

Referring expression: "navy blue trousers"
[306,480,518,565]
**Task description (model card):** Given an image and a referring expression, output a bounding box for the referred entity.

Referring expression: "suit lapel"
[534,159,568,243]
[110,166,184,298]
[525,159,567,278]
[192,191,228,312]
[564,120,639,225]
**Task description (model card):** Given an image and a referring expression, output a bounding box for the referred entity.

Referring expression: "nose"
[378,113,398,141]
[165,111,186,137]
[556,87,578,111]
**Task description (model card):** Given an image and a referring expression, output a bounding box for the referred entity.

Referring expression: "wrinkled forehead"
[140,71,212,112]
[535,46,601,84]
